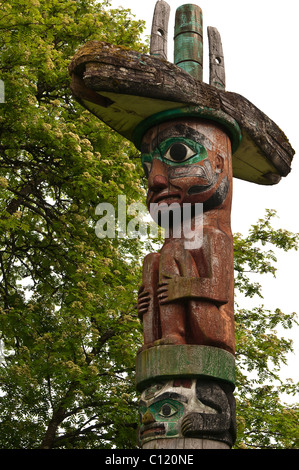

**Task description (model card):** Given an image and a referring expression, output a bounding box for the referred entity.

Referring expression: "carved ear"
[215,154,224,174]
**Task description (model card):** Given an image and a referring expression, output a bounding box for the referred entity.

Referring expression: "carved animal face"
[138,379,216,446]
[140,118,232,217]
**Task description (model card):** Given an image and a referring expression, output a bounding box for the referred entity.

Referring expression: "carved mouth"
[140,423,166,440]
[152,191,181,205]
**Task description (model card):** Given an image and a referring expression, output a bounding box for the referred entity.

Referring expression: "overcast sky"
[109,0,299,384]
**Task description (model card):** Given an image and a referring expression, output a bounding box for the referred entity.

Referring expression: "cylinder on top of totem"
[174,4,203,81]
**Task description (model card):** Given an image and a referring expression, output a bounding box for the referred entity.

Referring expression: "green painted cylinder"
[136,345,236,392]
[174,4,203,81]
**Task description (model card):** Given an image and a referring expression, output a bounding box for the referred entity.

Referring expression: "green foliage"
[0,0,146,449]
[234,209,299,298]
[0,0,298,450]
[233,210,299,448]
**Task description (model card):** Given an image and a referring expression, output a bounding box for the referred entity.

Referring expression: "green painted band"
[132,106,242,154]
[136,345,236,392]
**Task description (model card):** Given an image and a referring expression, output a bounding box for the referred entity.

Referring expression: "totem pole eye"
[168,143,188,161]
[158,402,178,418]
[165,142,196,163]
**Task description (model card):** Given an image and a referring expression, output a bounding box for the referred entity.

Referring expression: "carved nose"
[142,410,155,425]
[150,174,168,191]
[148,159,168,192]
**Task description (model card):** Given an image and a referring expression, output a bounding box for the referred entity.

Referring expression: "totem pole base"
[143,438,230,450]
[137,345,236,449]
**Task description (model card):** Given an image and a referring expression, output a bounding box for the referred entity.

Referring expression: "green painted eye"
[160,137,207,165]
[158,402,179,418]
[164,142,196,162]
[140,137,207,173]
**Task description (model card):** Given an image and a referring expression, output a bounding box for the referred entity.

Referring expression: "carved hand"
[137,286,151,317]
[157,275,202,304]
[181,413,204,436]
[157,275,176,305]
[158,275,228,305]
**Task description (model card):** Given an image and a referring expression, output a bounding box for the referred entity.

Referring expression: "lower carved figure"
[138,378,236,448]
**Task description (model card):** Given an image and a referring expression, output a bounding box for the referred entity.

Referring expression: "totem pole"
[69,2,294,449]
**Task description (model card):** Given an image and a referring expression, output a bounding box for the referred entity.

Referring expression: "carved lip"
[151,191,181,205]
[140,423,166,439]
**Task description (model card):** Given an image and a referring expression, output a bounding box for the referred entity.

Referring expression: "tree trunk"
[40,407,66,449]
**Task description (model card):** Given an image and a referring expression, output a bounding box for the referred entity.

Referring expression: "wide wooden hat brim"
[69,41,294,186]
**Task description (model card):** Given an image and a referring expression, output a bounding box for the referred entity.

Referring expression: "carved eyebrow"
[151,392,188,405]
[154,124,213,151]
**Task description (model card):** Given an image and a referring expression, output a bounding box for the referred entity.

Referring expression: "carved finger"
[157,291,168,299]
[181,417,192,435]
[138,307,149,315]
[138,302,149,312]
[157,286,168,294]
[138,294,150,302]
[158,296,169,305]
[138,290,150,298]
[138,301,150,310]
[138,295,150,302]
[158,280,170,287]
[138,299,150,308]
[181,413,204,435]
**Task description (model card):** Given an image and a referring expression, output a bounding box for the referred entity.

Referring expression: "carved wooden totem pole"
[69,2,294,449]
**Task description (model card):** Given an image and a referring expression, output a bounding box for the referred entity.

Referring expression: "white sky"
[109,0,299,386]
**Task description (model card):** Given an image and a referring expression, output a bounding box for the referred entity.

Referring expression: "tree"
[0,0,147,449]
[0,0,298,450]
[233,210,299,448]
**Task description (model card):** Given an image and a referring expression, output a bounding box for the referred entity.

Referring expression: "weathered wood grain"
[143,438,230,449]
[150,0,170,60]
[208,26,226,90]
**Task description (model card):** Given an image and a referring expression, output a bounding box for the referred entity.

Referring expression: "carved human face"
[140,118,232,214]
